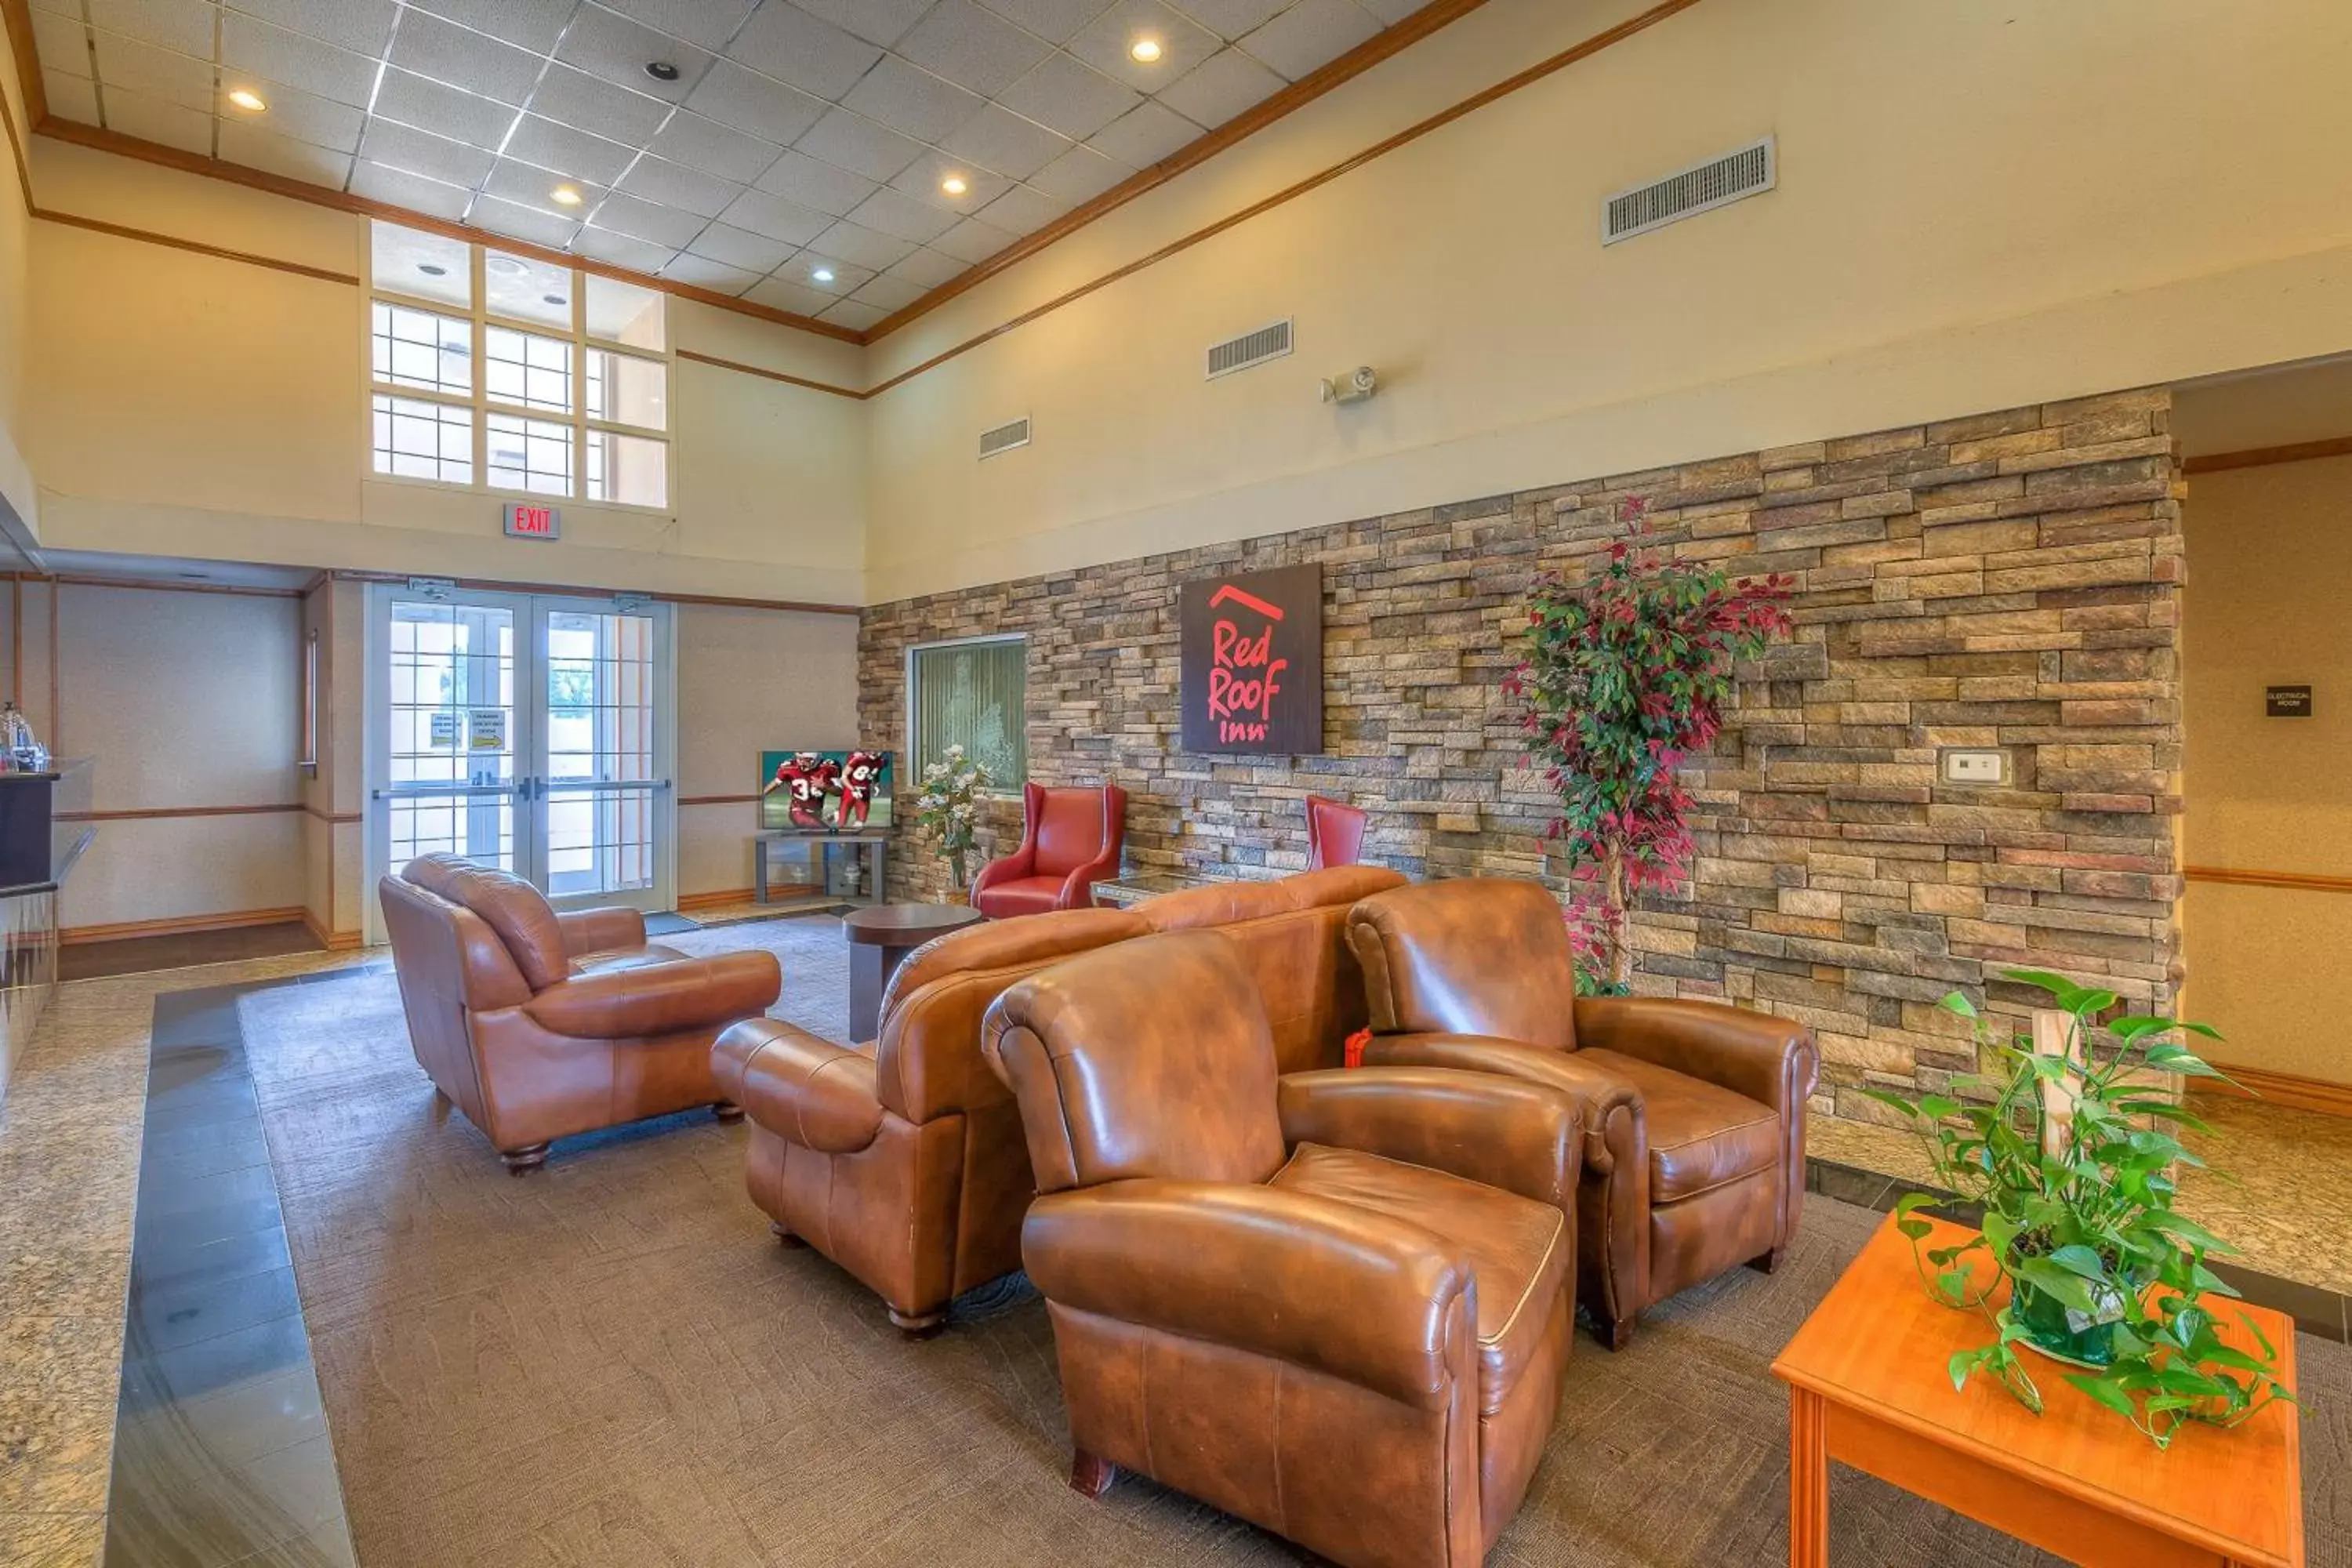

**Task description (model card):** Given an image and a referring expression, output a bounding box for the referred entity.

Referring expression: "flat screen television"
[760,750,894,833]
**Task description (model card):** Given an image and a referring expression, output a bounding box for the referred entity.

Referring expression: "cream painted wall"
[2181,456,2352,1085]
[863,0,2352,602]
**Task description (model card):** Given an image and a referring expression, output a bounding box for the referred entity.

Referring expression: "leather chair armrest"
[555,906,646,956]
[1571,997,1817,1114]
[1276,1067,1584,1212]
[1360,1032,1643,1176]
[711,1018,884,1154]
[1056,852,1118,909]
[971,848,1033,898]
[522,950,782,1040]
[1023,1180,1473,1410]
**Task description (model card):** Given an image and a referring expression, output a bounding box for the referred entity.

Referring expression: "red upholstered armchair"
[972,782,1128,919]
[1305,794,1367,870]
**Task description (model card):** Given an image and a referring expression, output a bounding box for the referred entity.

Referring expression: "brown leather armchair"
[971,781,1128,918]
[379,855,782,1173]
[1347,877,1817,1350]
[711,907,1150,1334]
[983,931,1585,1568]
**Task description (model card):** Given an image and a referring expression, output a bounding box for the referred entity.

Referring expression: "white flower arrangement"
[914,745,991,885]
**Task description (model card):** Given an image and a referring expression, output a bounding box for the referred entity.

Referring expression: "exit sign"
[503,503,561,540]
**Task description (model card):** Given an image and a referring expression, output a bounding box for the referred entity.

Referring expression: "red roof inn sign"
[1179,564,1324,755]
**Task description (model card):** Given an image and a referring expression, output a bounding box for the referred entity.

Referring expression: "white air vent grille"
[978,416,1032,459]
[1603,137,1776,245]
[1206,319,1293,380]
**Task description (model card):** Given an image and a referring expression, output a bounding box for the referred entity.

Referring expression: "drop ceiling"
[26,0,1423,334]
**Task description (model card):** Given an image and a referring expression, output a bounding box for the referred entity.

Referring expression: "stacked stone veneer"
[858,389,2185,1123]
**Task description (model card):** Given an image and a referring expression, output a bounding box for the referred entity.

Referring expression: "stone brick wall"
[857,390,2184,1123]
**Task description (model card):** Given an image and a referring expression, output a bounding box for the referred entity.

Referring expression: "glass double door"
[368,585,675,917]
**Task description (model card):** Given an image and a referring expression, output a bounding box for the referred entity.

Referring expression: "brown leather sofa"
[380,855,782,1173]
[1347,877,1818,1350]
[983,930,1585,1568]
[713,907,1150,1334]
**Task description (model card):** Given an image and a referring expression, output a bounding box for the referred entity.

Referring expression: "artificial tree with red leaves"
[1505,497,1796,992]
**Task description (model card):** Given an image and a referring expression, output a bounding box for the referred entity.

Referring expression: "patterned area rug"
[229,919,2352,1566]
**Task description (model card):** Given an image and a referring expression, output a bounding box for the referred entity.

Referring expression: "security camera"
[1319,365,1378,405]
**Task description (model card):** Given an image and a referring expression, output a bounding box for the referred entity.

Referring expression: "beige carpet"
[233,918,2352,1567]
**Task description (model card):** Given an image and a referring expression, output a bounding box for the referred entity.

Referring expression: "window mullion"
[471,246,488,492]
[572,267,587,503]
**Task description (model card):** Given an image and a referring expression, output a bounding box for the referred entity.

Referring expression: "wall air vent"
[1603,136,1776,245]
[978,416,1032,459]
[1206,318,1294,381]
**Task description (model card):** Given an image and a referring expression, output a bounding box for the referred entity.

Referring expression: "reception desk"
[0,759,93,1100]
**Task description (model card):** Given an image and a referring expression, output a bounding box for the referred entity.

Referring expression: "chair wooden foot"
[1069,1449,1116,1500]
[500,1143,550,1176]
[713,1101,746,1123]
[1748,1246,1787,1276]
[888,1306,947,1339]
[1600,1314,1637,1352]
[770,1221,808,1249]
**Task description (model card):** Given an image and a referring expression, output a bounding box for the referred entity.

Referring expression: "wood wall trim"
[301,804,361,824]
[299,909,365,952]
[862,0,1704,397]
[675,348,864,402]
[58,803,305,822]
[2182,436,2352,476]
[324,568,858,616]
[62,905,309,945]
[679,793,761,807]
[32,205,358,285]
[2190,1062,2352,1119]
[676,887,758,912]
[13,571,308,600]
[2183,865,2352,896]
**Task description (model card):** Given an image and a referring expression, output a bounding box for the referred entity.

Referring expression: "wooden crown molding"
[2182,435,2352,475]
[1,0,42,135]
[2183,864,2352,896]
[321,568,859,616]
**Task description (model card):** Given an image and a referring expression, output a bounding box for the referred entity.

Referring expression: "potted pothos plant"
[1504,495,1795,993]
[913,744,989,894]
[1864,970,2295,1447]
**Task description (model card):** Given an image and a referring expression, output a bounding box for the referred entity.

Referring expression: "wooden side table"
[843,903,985,1040]
[1773,1213,2302,1568]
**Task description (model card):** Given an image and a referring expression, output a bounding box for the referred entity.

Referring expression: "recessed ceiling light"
[644,60,680,82]
[811,266,836,284]
[486,256,529,278]
[227,87,267,112]
[1130,38,1163,62]
[417,263,448,277]
[940,174,969,197]
[543,294,568,307]
[551,186,583,206]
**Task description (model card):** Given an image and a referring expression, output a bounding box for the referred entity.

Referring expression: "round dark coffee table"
[844,902,985,1040]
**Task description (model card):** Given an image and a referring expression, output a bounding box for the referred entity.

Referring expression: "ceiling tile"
[485,158,608,215]
[849,270,925,311]
[528,64,674,144]
[884,245,967,287]
[751,149,877,216]
[1164,0,1284,39]
[1069,0,1220,91]
[840,56,985,143]
[557,5,717,101]
[977,0,1114,44]
[219,78,366,153]
[932,213,1015,262]
[1240,0,1377,80]
[372,68,519,150]
[718,187,835,245]
[44,71,103,122]
[593,191,710,247]
[228,0,399,56]
[31,0,78,12]
[786,253,871,293]
[847,187,958,243]
[505,115,641,185]
[938,101,1070,181]
[359,117,497,187]
[385,9,544,105]
[350,159,474,219]
[793,106,922,181]
[646,109,782,183]
[219,118,355,184]
[571,225,680,272]
[1027,141,1124,201]
[402,0,575,54]
[688,220,793,270]
[1085,98,1197,166]
[92,31,214,110]
[895,1,1051,97]
[661,252,761,294]
[684,59,828,145]
[726,2,880,100]
[595,0,760,52]
[889,147,1011,212]
[790,0,934,48]
[615,154,744,216]
[995,51,1137,141]
[975,181,1071,235]
[1353,0,1421,20]
[1155,44,1281,125]
[818,297,888,328]
[469,194,584,248]
[106,89,213,152]
[31,10,91,74]
[745,274,838,317]
[88,0,213,57]
[810,218,916,268]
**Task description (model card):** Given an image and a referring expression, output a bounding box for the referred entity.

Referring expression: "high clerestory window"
[367,221,670,510]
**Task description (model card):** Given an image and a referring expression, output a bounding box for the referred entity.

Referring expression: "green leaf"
[2003,968,2086,1006]
[2066,1373,2139,1420]
[1940,990,1979,1019]
[2045,1243,2111,1282]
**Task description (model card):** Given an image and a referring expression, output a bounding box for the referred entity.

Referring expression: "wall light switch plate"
[1940,748,2008,786]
